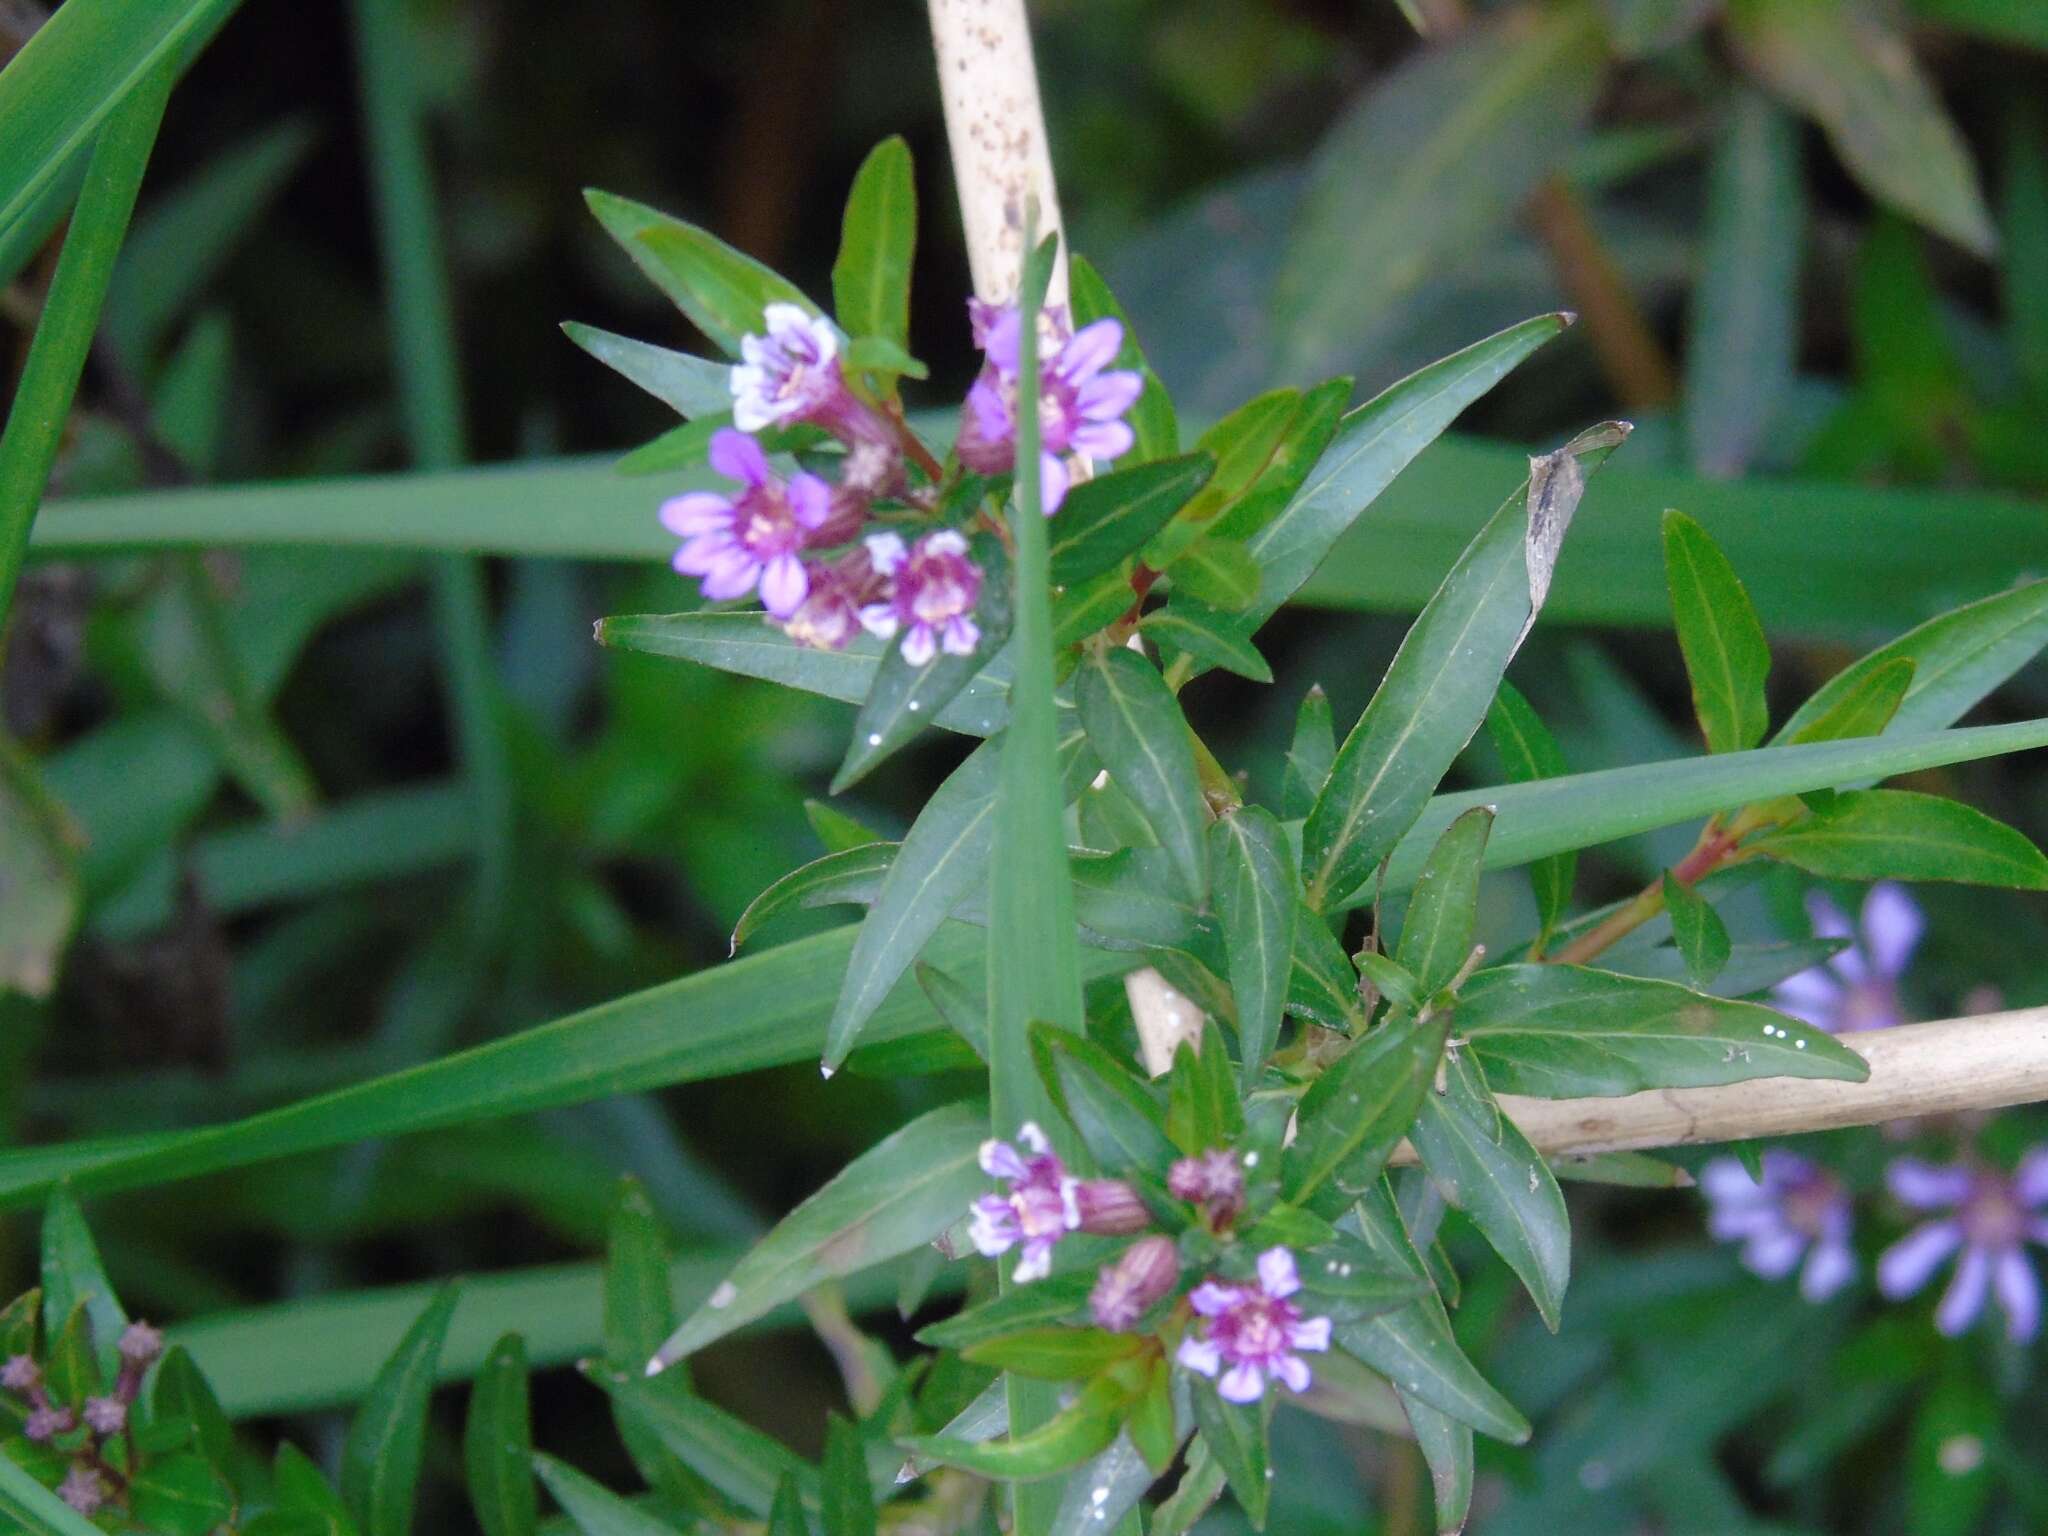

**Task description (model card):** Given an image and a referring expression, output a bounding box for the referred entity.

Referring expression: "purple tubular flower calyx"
[1091,1235,1181,1332]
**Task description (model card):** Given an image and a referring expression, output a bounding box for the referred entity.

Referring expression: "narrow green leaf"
[915,961,990,1063]
[1069,255,1178,462]
[1047,455,1214,586]
[1149,1440,1227,1536]
[1287,906,1361,1030]
[1304,423,1626,909]
[1785,657,1915,745]
[1283,1012,1448,1203]
[0,745,79,998]
[532,1452,689,1536]
[1188,1382,1270,1530]
[1137,609,1271,684]
[464,1334,537,1536]
[604,1179,696,1500]
[768,1474,810,1536]
[561,323,729,419]
[733,845,895,951]
[584,188,815,355]
[1483,681,1573,943]
[1408,1056,1570,1330]
[900,1371,1132,1481]
[128,1453,234,1536]
[1165,539,1259,611]
[1282,686,1335,821]
[823,1413,877,1536]
[1077,646,1207,901]
[1664,509,1772,753]
[41,1184,127,1381]
[0,1451,103,1536]
[269,1443,358,1536]
[1729,0,1997,255]
[1206,377,1354,550]
[152,1346,235,1475]
[807,799,886,855]
[1210,807,1297,1088]
[1036,1025,1178,1179]
[1751,788,2048,887]
[649,1101,985,1370]
[1685,87,1802,477]
[595,1368,817,1517]
[1165,1021,1244,1156]
[1143,390,1299,570]
[1661,873,1732,987]
[1402,1392,1474,1536]
[341,1285,458,1536]
[962,1329,1143,1381]
[1395,807,1491,996]
[831,136,915,356]
[916,1274,1097,1352]
[1459,964,1868,1098]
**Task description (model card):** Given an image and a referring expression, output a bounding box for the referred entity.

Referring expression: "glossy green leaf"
[603,1179,697,1501]
[1483,680,1573,944]
[1165,1021,1244,1156]
[916,1273,1097,1352]
[1685,87,1802,477]
[733,845,895,951]
[0,746,79,999]
[531,1452,691,1536]
[962,1328,1143,1381]
[1729,0,1996,255]
[1069,255,1178,462]
[1292,1235,1430,1322]
[648,1101,985,1370]
[1206,377,1354,550]
[269,1445,357,1536]
[832,136,914,356]
[341,1285,458,1536]
[1661,873,1732,987]
[1395,807,1491,997]
[464,1334,537,1536]
[768,1474,810,1536]
[807,799,885,855]
[40,1184,126,1381]
[1210,807,1297,1088]
[597,1367,817,1516]
[1188,1382,1270,1530]
[152,1346,235,1474]
[1036,1025,1177,1180]
[1282,686,1335,821]
[822,1413,876,1536]
[1287,906,1361,1030]
[1600,935,1847,999]
[1408,1056,1570,1330]
[1304,422,1626,909]
[1077,646,1207,901]
[0,1452,103,1536]
[129,1453,234,1536]
[585,189,814,355]
[1149,1440,1227,1536]
[561,323,729,419]
[915,960,990,1063]
[1124,1364,1179,1478]
[1750,788,2048,887]
[1458,964,1867,1098]
[1664,509,1771,753]
[900,1370,1132,1481]
[1138,608,1271,684]
[837,536,1012,790]
[1047,455,1213,586]
[1784,657,1915,746]
[1165,538,1259,611]
[1403,1392,1475,1536]
[1144,390,1298,570]
[1284,1011,1448,1203]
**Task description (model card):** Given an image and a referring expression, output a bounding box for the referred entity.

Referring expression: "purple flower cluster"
[658,298,1139,660]
[1879,1154,2048,1340]
[2,1318,163,1514]
[1701,1151,1857,1301]
[968,1122,1146,1282]
[1177,1247,1332,1404]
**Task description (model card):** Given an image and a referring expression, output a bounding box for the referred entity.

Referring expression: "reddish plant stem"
[1550,814,1755,967]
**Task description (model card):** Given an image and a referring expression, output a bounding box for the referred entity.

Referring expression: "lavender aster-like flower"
[859,530,982,665]
[1176,1247,1331,1404]
[56,1465,105,1516]
[1700,1151,1857,1301]
[1091,1236,1181,1332]
[660,428,831,618]
[1772,883,1923,1034]
[970,1122,1080,1283]
[1878,1152,2048,1340]
[955,298,1142,513]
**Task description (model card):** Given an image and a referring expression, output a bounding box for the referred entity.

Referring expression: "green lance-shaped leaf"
[0,743,80,1000]
[1077,646,1208,901]
[1144,389,1299,570]
[1033,1024,1178,1180]
[341,1284,459,1536]
[916,1272,1097,1352]
[836,535,1012,790]
[1601,935,1848,1001]
[1685,87,1803,478]
[1395,807,1491,996]
[532,1452,694,1536]
[1483,681,1573,945]
[1165,1020,1245,1156]
[1776,579,2048,744]
[152,1346,235,1479]
[1784,657,1915,746]
[1283,685,1336,820]
[1164,538,1260,611]
[1664,509,1771,753]
[1288,906,1362,1030]
[1207,377,1354,551]
[1662,873,1732,987]
[917,960,990,1063]
[1409,1055,1570,1331]
[732,844,896,951]
[560,323,730,419]
[1150,1440,1228,1536]
[1056,1421,1172,1532]
[1304,422,1627,910]
[45,1298,98,1402]
[807,799,886,854]
[268,1446,359,1535]
[822,1413,877,1536]
[1284,1010,1450,1203]
[1750,789,2048,888]
[41,1184,127,1382]
[898,1368,1135,1482]
[768,1474,809,1536]
[1727,0,1996,256]
[648,1101,985,1371]
[1210,807,1298,1088]
[1069,255,1178,462]
[832,136,915,359]
[128,1454,234,1536]
[1047,454,1214,586]
[1189,1383,1271,1530]
[603,1179,703,1504]
[1458,964,1867,1099]
[1403,1392,1474,1536]
[1137,608,1271,684]
[464,1335,537,1536]
[961,1328,1144,1381]
[1338,1183,1531,1444]
[596,1367,818,1516]
[584,189,815,356]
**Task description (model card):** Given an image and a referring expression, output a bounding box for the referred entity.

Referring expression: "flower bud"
[0,1354,40,1395]
[117,1320,163,1367]
[1090,1236,1181,1332]
[1169,1148,1246,1229]
[24,1405,74,1443]
[83,1396,126,1436]
[1074,1178,1149,1236]
[57,1465,105,1516]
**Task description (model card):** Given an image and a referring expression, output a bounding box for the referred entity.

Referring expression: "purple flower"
[859,530,983,665]
[970,1122,1080,1282]
[24,1405,74,1442]
[660,428,832,618]
[56,1465,104,1516]
[730,304,842,433]
[1175,1247,1331,1404]
[117,1320,163,1366]
[1877,1152,2048,1340]
[1700,1151,1856,1301]
[955,299,1143,513]
[1169,1148,1246,1230]
[1091,1235,1181,1332]
[1772,883,1923,1034]
[82,1396,125,1436]
[0,1355,38,1394]
[778,547,889,652]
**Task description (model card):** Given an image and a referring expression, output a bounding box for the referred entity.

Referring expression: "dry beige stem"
[926,0,1068,306]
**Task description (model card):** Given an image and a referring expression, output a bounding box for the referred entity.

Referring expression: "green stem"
[350,0,513,953]
[0,64,171,669]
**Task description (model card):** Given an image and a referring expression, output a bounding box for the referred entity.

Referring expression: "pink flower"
[1878,1152,2048,1340]
[83,1396,125,1436]
[1091,1236,1181,1332]
[1772,883,1923,1034]
[57,1466,105,1516]
[969,1122,1080,1282]
[955,299,1143,513]
[1700,1151,1856,1301]
[778,547,889,652]
[1169,1148,1246,1229]
[1176,1247,1331,1404]
[859,530,983,665]
[660,428,831,618]
[730,304,842,432]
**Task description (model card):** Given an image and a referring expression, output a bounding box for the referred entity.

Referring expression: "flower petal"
[698,551,762,601]
[1013,1238,1054,1284]
[1887,1159,1973,1210]
[1800,1238,1856,1303]
[1069,420,1135,463]
[969,1197,1018,1256]
[1189,1281,1241,1317]
[1878,1220,1964,1298]
[941,616,981,657]
[1769,968,1843,1029]
[1075,369,1144,421]
[1274,1355,1313,1395]
[659,492,733,537]
[1288,1315,1332,1352]
[857,602,899,639]
[1742,1224,1807,1281]
[1039,451,1069,515]
[759,553,809,619]
[1995,1247,2041,1342]
[787,472,833,530]
[1257,1246,1301,1298]
[1176,1336,1221,1378]
[1934,1244,1992,1335]
[981,1138,1026,1179]
[1057,318,1124,382]
[1860,882,1924,978]
[1218,1363,1267,1404]
[900,623,937,667]
[708,427,769,486]
[2017,1146,2048,1208]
